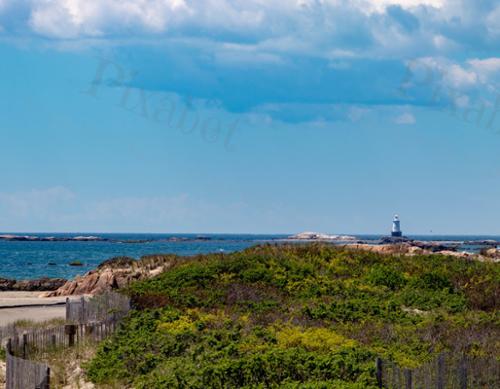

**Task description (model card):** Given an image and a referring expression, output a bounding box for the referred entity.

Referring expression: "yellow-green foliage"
[87,244,499,388]
[158,315,195,335]
[276,326,357,351]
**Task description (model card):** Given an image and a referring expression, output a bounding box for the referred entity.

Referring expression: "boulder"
[44,256,174,297]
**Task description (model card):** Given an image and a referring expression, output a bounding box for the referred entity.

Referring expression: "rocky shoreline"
[288,232,500,253]
[0,277,67,292]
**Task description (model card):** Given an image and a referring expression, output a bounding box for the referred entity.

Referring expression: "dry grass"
[11,318,66,329]
[32,341,96,389]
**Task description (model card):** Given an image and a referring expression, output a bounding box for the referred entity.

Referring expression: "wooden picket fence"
[377,353,500,388]
[5,351,49,389]
[65,291,131,324]
[6,319,122,359]
[2,292,130,389]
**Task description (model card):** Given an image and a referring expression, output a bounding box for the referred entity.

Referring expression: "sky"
[0,0,500,234]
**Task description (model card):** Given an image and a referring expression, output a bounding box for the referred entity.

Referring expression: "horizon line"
[2,231,500,237]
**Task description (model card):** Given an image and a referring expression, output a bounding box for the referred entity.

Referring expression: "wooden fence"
[66,291,131,324]
[5,349,49,389]
[6,319,122,359]
[2,292,130,389]
[377,353,500,389]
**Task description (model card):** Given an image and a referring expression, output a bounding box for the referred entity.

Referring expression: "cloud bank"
[1,1,499,123]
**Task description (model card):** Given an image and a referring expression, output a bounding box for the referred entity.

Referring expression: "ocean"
[0,233,498,280]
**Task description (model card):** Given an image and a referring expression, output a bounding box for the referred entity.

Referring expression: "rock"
[433,250,472,259]
[0,234,106,242]
[481,247,500,257]
[0,277,66,291]
[45,255,175,297]
[379,236,412,244]
[465,240,498,246]
[412,241,458,252]
[344,243,418,255]
[288,232,357,241]
[0,278,15,290]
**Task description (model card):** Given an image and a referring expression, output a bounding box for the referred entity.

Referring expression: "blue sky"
[1,0,500,234]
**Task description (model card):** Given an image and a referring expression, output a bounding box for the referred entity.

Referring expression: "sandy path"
[0,306,66,326]
[0,291,67,326]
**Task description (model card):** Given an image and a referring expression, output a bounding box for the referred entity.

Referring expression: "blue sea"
[0,233,498,280]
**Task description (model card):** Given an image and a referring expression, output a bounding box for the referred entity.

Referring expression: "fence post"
[437,353,445,389]
[459,356,467,389]
[81,296,85,323]
[376,357,383,388]
[65,324,77,347]
[65,297,70,321]
[22,333,28,359]
[46,366,51,389]
[404,369,412,389]
[14,335,19,353]
[6,343,12,389]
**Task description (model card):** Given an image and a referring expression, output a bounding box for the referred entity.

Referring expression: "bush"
[366,265,407,290]
[416,272,453,291]
[87,244,499,387]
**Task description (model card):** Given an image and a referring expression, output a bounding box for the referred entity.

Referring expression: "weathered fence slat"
[6,347,49,389]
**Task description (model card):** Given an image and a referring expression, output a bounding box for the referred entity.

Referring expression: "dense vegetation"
[86,244,499,388]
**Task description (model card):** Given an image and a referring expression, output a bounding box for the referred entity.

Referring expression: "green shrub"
[415,272,453,291]
[87,244,499,387]
[366,265,407,290]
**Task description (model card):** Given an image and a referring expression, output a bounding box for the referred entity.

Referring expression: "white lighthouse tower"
[391,214,402,237]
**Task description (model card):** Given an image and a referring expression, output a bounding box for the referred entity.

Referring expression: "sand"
[0,291,67,326]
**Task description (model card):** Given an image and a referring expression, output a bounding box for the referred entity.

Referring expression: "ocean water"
[0,234,285,280]
[0,233,498,280]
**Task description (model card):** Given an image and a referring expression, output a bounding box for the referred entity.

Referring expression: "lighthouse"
[391,214,402,237]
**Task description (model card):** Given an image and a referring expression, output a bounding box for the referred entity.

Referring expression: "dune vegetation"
[85,244,499,388]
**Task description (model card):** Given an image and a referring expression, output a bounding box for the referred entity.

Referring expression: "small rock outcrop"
[0,234,105,242]
[344,243,425,255]
[288,232,358,241]
[43,255,174,297]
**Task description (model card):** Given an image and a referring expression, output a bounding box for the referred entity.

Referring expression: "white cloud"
[29,0,192,38]
[0,1,466,43]
[1,1,498,114]
[0,0,494,69]
[486,5,500,36]
[364,0,444,13]
[407,57,481,90]
[468,58,500,77]
[446,64,478,88]
[394,112,416,124]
